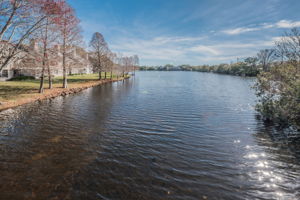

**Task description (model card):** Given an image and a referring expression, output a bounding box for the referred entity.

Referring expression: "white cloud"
[262,24,275,29]
[222,27,260,35]
[275,20,300,28]
[222,20,300,35]
[110,37,184,61]
[153,36,205,44]
[189,45,220,55]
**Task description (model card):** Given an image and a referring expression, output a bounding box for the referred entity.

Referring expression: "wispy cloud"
[152,36,205,44]
[83,18,297,65]
[275,20,300,28]
[222,27,261,35]
[110,35,277,65]
[189,45,220,56]
[222,20,300,35]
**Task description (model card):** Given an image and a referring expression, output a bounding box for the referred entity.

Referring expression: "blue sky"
[68,0,300,66]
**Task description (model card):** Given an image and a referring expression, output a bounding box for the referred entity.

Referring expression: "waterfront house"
[0,40,92,81]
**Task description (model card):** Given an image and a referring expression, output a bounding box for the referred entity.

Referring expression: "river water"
[0,71,299,200]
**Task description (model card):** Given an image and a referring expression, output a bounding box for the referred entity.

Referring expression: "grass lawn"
[0,73,116,102]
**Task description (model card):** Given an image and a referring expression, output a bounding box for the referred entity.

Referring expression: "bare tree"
[102,52,114,79]
[114,53,123,79]
[120,56,127,77]
[56,1,81,88]
[275,28,300,70]
[110,52,117,80]
[275,39,288,64]
[0,0,20,40]
[133,55,139,75]
[36,0,62,93]
[89,32,109,80]
[257,49,275,72]
[0,0,50,72]
[115,55,137,78]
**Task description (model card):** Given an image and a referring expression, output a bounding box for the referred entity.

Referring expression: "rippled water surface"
[0,71,299,200]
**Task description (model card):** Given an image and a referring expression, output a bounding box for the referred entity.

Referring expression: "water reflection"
[0,72,299,199]
[0,80,134,199]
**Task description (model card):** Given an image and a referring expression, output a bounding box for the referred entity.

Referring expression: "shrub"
[254,63,300,129]
[8,75,36,81]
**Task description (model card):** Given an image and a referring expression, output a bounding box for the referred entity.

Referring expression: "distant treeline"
[139,61,260,77]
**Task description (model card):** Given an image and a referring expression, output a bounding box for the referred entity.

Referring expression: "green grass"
[0,73,118,102]
[54,73,115,83]
[0,81,38,100]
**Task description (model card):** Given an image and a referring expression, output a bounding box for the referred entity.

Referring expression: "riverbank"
[0,74,128,112]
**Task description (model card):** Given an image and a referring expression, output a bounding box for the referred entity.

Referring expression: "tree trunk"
[39,66,45,93]
[104,72,107,79]
[39,18,48,93]
[62,34,67,88]
[63,62,67,88]
[99,71,101,80]
[110,70,113,80]
[69,66,72,75]
[47,64,52,89]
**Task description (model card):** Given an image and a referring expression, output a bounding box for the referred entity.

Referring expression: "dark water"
[0,71,299,200]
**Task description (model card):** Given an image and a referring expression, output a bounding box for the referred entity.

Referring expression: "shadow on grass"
[52,79,99,84]
[0,85,37,100]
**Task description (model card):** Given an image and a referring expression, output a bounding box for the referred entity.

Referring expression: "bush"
[8,75,36,81]
[254,63,300,129]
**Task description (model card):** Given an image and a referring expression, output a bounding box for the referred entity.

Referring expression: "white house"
[0,40,93,81]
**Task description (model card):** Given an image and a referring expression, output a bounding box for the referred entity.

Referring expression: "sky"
[68,0,300,66]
